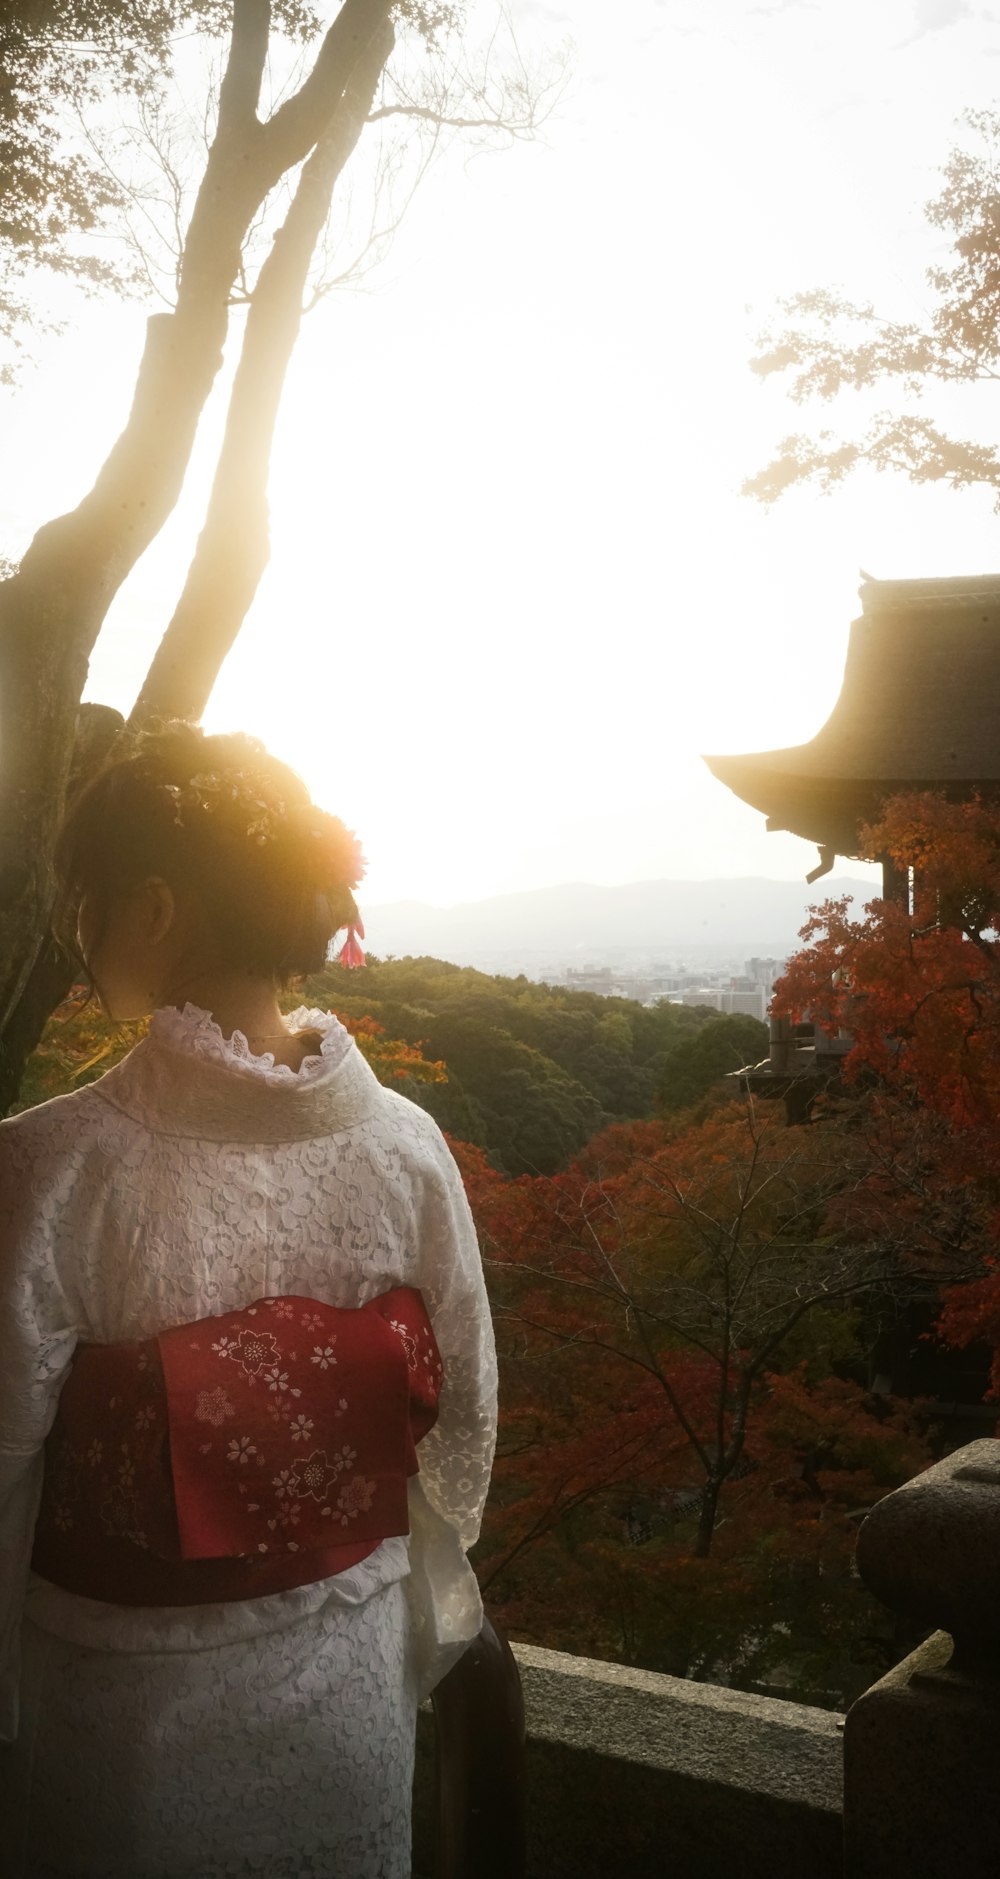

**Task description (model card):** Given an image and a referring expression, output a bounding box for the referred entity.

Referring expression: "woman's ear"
[142,877,176,947]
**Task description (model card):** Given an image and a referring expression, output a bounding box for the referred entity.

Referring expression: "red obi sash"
[32,1288,443,1607]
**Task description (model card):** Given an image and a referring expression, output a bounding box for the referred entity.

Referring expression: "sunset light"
[9,7,1000,1865]
[7,1,1000,911]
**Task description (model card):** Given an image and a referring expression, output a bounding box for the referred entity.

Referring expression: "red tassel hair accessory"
[339,917,366,970]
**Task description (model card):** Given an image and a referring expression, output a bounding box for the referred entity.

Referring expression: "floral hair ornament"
[307,813,365,891]
[161,770,369,968]
[304,807,370,969]
[305,812,367,970]
[161,771,287,845]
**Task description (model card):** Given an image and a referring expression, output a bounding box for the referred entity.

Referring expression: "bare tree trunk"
[693,1380,751,1558]
[0,0,394,1104]
[693,1478,721,1559]
[0,0,529,1113]
[132,14,394,725]
[0,703,124,1115]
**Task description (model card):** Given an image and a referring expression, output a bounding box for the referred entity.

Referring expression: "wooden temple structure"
[704,571,1000,898]
[704,571,1000,1411]
[703,570,1000,1116]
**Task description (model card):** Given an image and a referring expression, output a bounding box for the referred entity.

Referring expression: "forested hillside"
[299,956,767,1174]
[18,957,767,1178]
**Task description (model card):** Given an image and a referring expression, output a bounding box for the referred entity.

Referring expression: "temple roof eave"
[702,751,1000,857]
[704,570,1000,863]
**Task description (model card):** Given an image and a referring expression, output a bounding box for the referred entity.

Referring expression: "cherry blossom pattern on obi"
[33,1286,443,1587]
[160,1287,443,1558]
[33,1338,179,1563]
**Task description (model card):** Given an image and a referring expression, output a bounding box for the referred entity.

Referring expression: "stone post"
[843,1438,1000,1878]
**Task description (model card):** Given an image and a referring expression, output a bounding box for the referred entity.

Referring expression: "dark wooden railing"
[430,1615,527,1879]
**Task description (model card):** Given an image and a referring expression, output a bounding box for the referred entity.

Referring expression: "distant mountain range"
[360,876,877,973]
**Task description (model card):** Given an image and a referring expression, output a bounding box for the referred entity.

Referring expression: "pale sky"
[5,0,1000,908]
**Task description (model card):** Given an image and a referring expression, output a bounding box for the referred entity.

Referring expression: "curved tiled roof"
[704,573,1000,856]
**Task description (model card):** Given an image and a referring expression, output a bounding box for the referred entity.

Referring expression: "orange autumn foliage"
[333,1011,447,1086]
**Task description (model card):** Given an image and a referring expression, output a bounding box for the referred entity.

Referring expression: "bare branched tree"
[78,7,564,309]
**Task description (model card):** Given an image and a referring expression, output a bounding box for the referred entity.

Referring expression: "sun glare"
[7,0,1000,907]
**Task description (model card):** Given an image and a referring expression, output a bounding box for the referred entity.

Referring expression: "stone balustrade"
[411,1437,1000,1877]
[844,1437,1000,1878]
[412,1643,844,1877]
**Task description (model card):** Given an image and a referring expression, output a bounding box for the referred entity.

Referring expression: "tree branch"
[368,101,529,133]
[262,0,394,175]
[132,10,395,725]
[217,0,272,131]
[478,1425,673,1592]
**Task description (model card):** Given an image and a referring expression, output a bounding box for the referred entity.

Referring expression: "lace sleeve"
[409,1122,498,1550]
[0,1120,82,1742]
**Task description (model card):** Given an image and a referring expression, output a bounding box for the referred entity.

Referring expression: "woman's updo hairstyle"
[55,721,365,983]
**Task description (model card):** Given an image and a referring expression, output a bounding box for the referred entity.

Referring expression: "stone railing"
[412,1438,1000,1878]
[844,1437,1000,1877]
[412,1642,844,1877]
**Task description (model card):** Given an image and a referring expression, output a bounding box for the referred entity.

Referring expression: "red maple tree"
[457,1099,934,1695]
[773,790,1000,1391]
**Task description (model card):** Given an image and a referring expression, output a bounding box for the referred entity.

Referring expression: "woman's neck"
[158,971,312,1072]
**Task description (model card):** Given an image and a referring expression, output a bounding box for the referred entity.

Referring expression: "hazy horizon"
[354,872,881,978]
[362,867,878,913]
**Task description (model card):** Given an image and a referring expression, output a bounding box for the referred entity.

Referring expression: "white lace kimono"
[0,1004,498,1879]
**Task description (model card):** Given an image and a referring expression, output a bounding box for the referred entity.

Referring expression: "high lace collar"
[149,1002,354,1086]
[92,1002,384,1143]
